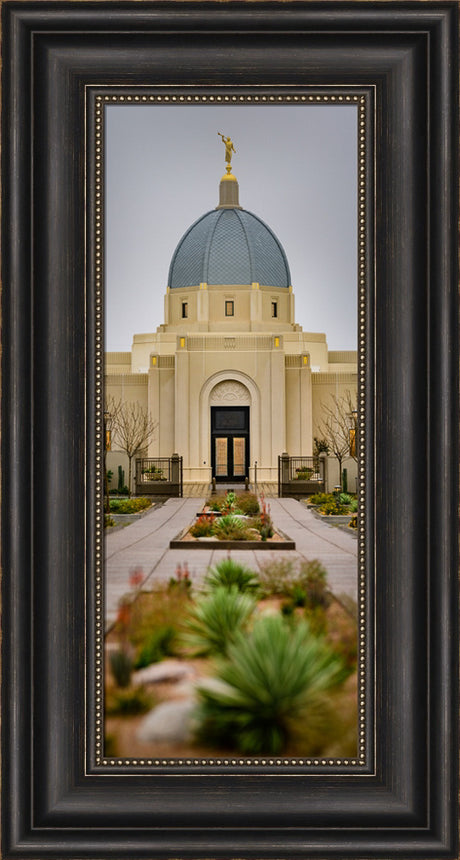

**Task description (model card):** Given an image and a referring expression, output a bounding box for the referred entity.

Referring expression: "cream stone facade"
[105,167,357,490]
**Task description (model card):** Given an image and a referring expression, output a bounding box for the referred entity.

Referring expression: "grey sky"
[105,104,357,352]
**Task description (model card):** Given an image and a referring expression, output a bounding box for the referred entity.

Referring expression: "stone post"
[280,451,290,497]
[171,453,181,496]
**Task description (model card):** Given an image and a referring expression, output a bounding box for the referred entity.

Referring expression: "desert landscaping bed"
[169,490,295,549]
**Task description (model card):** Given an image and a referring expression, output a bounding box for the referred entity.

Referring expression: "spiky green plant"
[204,558,260,594]
[213,514,253,541]
[194,614,348,755]
[182,586,256,656]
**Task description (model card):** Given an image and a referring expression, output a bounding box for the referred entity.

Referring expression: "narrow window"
[271,301,278,318]
[182,301,188,319]
[225,300,234,317]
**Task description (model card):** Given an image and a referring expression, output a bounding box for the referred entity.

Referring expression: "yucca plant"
[204,558,260,594]
[194,614,348,755]
[182,586,256,657]
[213,514,253,541]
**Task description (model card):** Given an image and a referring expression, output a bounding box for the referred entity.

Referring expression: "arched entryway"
[211,405,250,482]
[209,380,251,483]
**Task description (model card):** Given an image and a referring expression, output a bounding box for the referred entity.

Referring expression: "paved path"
[105,497,357,629]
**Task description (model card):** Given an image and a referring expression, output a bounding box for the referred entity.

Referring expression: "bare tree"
[317,389,357,486]
[106,396,158,497]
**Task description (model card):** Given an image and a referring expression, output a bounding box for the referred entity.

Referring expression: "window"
[182,301,188,319]
[225,300,234,316]
[271,301,278,318]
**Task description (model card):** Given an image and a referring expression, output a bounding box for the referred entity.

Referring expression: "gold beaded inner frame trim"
[91,88,371,772]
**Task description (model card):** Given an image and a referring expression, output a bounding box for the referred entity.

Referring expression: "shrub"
[234,493,260,515]
[109,497,151,514]
[105,685,155,716]
[105,515,116,528]
[182,586,256,656]
[213,515,253,541]
[109,649,133,688]
[206,494,228,512]
[296,468,313,480]
[348,514,358,529]
[194,614,348,755]
[339,493,352,505]
[309,492,334,506]
[257,557,298,597]
[296,560,330,610]
[190,514,215,537]
[349,499,358,513]
[320,499,348,516]
[125,587,191,655]
[205,558,260,594]
[134,625,177,669]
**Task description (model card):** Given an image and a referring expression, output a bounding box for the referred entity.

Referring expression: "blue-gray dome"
[168,208,291,289]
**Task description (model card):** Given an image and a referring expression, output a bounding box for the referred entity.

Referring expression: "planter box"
[308,507,354,525]
[169,525,295,550]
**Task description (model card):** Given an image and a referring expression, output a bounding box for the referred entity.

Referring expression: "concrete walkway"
[105,497,357,629]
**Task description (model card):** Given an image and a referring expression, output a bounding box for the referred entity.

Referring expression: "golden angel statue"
[218,133,236,165]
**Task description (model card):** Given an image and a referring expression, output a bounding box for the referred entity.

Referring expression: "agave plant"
[205,558,260,594]
[194,614,348,754]
[182,586,256,656]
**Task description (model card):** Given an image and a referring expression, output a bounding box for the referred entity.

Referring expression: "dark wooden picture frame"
[2,2,458,857]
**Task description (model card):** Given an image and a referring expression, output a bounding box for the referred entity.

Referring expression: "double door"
[211,406,249,482]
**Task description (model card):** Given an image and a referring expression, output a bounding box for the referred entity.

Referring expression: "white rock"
[137,699,197,743]
[132,659,196,686]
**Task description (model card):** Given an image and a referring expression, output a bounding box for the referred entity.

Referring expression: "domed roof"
[168,207,291,289]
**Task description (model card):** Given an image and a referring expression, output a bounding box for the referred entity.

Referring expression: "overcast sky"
[105,104,357,352]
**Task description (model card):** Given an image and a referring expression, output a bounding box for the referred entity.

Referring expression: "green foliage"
[182,586,256,656]
[105,514,116,528]
[348,514,358,530]
[339,493,353,505]
[109,649,133,688]
[206,494,228,512]
[205,558,260,594]
[257,558,330,610]
[124,586,191,658]
[190,514,216,537]
[106,469,113,484]
[320,499,348,515]
[205,492,259,516]
[313,437,330,456]
[309,492,334,506]
[105,685,155,716]
[109,497,151,514]
[296,468,313,480]
[213,515,253,541]
[194,614,348,755]
[349,499,358,513]
[134,625,177,669]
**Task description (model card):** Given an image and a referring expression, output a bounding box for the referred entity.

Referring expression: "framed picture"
[2,2,458,858]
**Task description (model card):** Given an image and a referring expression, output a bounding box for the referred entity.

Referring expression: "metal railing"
[278,454,325,497]
[135,455,183,497]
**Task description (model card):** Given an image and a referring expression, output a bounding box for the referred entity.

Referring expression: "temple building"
[105,141,357,489]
